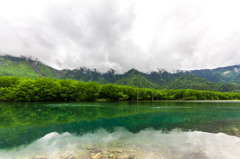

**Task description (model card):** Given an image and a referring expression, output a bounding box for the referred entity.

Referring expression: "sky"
[0,0,240,73]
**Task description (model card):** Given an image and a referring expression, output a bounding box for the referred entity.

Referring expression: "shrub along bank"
[0,76,240,102]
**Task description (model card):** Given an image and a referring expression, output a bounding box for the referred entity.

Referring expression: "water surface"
[0,101,240,159]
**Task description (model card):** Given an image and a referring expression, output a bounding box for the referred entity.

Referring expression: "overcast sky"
[0,0,240,73]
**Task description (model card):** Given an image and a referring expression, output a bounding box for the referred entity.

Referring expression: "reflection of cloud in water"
[0,128,240,159]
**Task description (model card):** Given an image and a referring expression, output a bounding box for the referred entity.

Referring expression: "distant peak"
[123,69,141,75]
[128,68,139,73]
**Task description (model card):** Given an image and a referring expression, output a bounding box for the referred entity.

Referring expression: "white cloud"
[0,0,240,73]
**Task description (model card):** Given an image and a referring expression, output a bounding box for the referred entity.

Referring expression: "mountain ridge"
[0,55,239,92]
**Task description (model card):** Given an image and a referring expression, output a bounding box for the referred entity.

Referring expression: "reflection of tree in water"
[191,120,240,137]
[0,102,240,149]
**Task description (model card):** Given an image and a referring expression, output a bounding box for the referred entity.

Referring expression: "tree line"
[0,76,240,102]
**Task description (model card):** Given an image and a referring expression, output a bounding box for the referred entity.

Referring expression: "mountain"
[0,55,239,92]
[0,55,61,78]
[186,65,240,85]
[115,69,159,89]
[143,70,238,91]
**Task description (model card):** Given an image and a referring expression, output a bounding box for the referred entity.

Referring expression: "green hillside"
[0,56,60,79]
[165,75,235,91]
[0,56,41,78]
[34,62,61,79]
[143,70,239,92]
[187,65,240,85]
[0,55,239,92]
[115,69,159,89]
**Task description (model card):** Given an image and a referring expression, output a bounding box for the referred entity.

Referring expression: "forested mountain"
[0,55,239,92]
[0,56,61,78]
[186,65,240,85]
[115,69,159,89]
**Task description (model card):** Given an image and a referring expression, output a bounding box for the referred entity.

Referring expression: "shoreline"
[1,99,240,104]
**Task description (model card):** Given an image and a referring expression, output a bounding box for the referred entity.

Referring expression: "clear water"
[0,101,240,159]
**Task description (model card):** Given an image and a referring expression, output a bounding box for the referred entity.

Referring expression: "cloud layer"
[0,0,240,72]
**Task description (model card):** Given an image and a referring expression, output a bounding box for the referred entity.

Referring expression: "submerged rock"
[90,152,102,159]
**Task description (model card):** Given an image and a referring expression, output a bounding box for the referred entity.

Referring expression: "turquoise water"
[0,101,240,158]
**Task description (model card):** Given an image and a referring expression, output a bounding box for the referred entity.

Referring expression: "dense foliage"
[187,65,240,85]
[1,56,239,92]
[1,55,240,92]
[115,69,159,89]
[1,76,240,102]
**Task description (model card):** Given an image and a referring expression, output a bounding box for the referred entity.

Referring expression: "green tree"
[84,81,100,101]
[34,78,61,101]
[13,79,37,102]
[59,79,78,101]
[99,84,126,101]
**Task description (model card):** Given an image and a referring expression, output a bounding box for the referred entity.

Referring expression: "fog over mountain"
[0,0,240,73]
